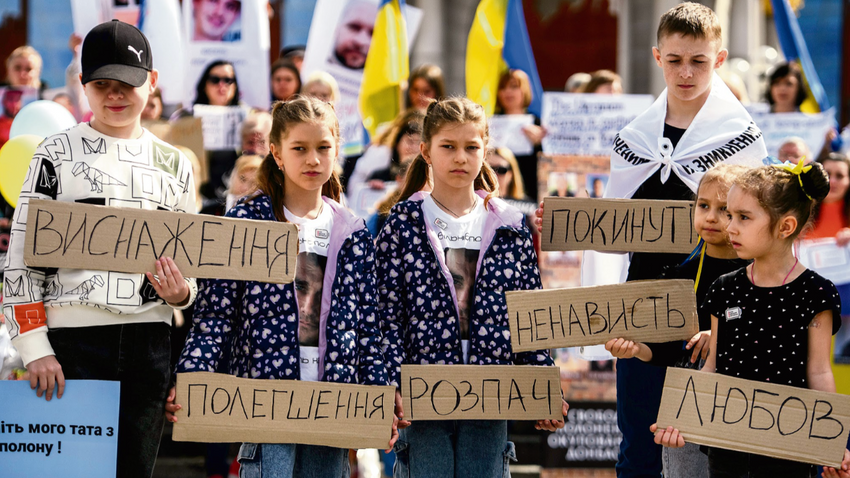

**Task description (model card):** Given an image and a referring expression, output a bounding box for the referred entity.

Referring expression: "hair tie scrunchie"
[773,160,814,201]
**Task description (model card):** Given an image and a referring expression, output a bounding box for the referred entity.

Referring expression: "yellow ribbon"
[772,160,813,200]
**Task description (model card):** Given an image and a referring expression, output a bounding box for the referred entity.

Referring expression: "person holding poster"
[493,69,545,200]
[169,96,392,476]
[533,5,768,477]
[3,20,198,478]
[605,164,751,478]
[375,97,567,477]
[652,162,850,477]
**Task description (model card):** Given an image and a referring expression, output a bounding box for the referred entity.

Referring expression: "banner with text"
[541,93,654,157]
[748,107,835,159]
[23,199,297,284]
[400,365,562,421]
[506,279,698,351]
[0,380,119,478]
[542,197,697,253]
[173,372,395,449]
[656,368,850,467]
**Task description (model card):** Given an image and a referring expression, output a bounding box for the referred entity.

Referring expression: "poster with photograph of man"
[190,0,242,42]
[445,248,479,343]
[546,172,578,198]
[585,174,608,198]
[182,0,269,110]
[301,0,423,155]
[296,252,328,348]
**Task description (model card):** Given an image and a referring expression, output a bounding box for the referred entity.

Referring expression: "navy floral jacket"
[376,190,553,386]
[176,195,387,385]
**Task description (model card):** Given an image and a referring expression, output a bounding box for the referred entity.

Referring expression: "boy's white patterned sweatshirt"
[2,123,198,366]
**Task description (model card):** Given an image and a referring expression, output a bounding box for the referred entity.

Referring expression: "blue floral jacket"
[176,195,387,385]
[376,191,553,386]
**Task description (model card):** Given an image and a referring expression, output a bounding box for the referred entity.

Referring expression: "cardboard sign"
[542,197,697,253]
[0,380,119,478]
[400,365,562,421]
[172,372,394,449]
[505,279,698,351]
[23,199,297,284]
[656,368,850,467]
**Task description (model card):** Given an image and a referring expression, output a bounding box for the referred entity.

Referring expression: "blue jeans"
[616,358,666,478]
[663,442,708,478]
[393,420,516,478]
[237,442,349,478]
[48,322,171,478]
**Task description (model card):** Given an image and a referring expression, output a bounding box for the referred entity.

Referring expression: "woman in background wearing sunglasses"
[488,147,528,202]
[172,60,250,198]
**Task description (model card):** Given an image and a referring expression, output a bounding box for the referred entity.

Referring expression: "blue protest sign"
[0,380,120,478]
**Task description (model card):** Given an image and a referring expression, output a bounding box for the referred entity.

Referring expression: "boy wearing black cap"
[3,20,197,478]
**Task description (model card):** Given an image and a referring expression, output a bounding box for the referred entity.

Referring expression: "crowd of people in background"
[2,5,850,478]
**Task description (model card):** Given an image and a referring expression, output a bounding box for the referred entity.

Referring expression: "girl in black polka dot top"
[652,162,850,477]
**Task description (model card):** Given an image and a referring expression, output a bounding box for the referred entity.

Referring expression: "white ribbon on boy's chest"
[605,73,768,200]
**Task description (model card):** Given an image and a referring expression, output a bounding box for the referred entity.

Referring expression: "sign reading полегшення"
[23,199,297,283]
[542,197,697,253]
[172,372,395,449]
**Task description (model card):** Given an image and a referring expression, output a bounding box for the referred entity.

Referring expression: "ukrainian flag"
[770,0,829,113]
[359,0,409,138]
[466,0,544,116]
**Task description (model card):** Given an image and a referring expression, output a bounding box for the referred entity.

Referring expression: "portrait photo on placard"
[295,252,327,347]
[329,0,376,70]
[547,171,578,198]
[585,173,608,199]
[445,248,479,339]
[190,0,242,43]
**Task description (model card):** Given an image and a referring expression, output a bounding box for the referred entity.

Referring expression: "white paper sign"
[541,93,654,157]
[192,104,247,151]
[797,238,850,286]
[489,115,534,156]
[747,107,835,160]
[182,0,270,110]
[300,0,422,156]
[70,0,105,37]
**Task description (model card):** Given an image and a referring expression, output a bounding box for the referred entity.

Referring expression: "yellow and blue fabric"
[769,0,829,113]
[466,0,544,117]
[359,0,409,138]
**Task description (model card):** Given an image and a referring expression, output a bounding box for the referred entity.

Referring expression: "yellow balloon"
[0,134,43,208]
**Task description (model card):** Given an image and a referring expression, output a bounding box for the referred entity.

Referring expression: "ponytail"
[255,152,288,222]
[396,154,431,204]
[734,161,831,239]
[474,161,499,207]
